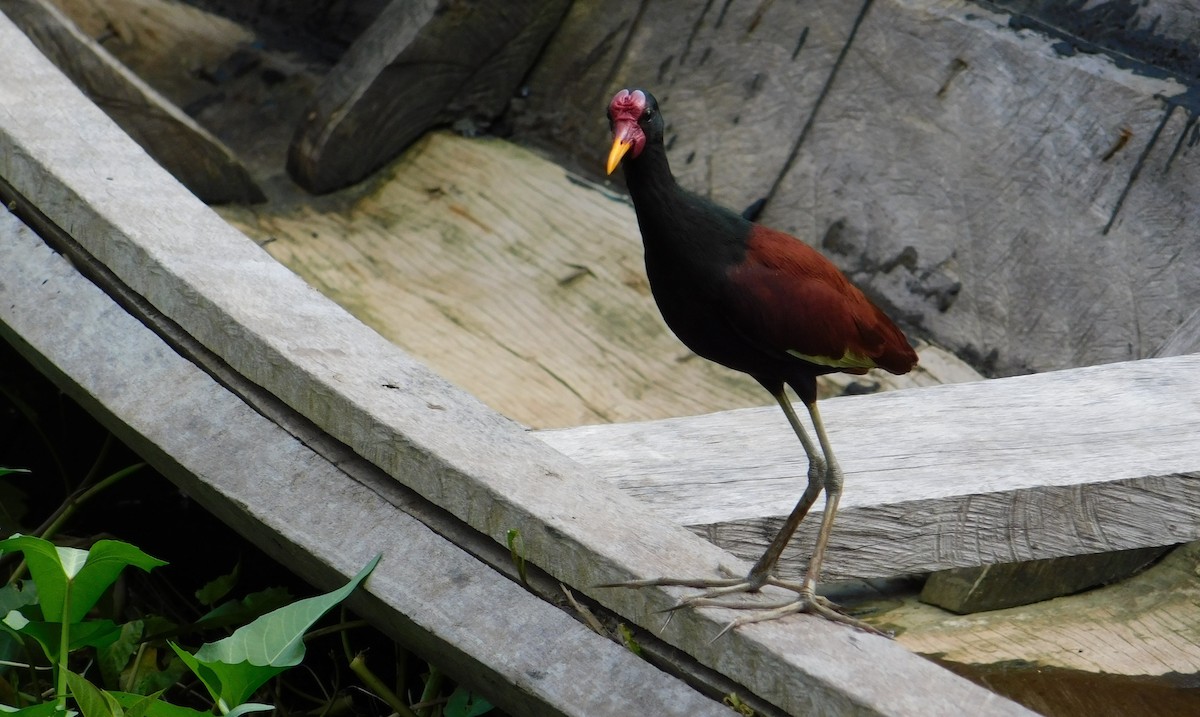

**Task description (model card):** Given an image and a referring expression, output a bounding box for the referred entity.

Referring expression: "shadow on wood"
[287,0,571,193]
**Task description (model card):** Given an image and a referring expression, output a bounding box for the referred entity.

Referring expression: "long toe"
[595,576,747,590]
[714,595,891,639]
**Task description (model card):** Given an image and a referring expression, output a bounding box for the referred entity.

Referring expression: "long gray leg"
[742,387,827,586]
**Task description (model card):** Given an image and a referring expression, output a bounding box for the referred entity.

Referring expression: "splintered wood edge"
[0,15,1033,716]
[537,355,1200,581]
[0,211,732,717]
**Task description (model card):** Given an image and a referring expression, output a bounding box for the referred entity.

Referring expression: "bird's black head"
[606,88,663,175]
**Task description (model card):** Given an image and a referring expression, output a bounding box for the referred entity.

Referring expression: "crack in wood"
[747,0,776,34]
[714,0,735,29]
[679,0,715,70]
[761,0,875,214]
[1163,110,1197,175]
[600,1,650,108]
[936,58,969,99]
[1103,104,1174,235]
[791,26,809,62]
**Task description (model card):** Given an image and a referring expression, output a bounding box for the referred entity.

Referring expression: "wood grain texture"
[513,0,1200,378]
[889,541,1200,678]
[45,0,256,108]
[0,209,734,717]
[918,545,1171,614]
[1155,306,1200,358]
[0,17,1032,715]
[1,0,263,204]
[538,356,1200,581]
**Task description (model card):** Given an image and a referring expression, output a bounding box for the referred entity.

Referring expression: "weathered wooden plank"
[0,209,736,717]
[1,0,263,204]
[918,545,1171,614]
[287,0,571,193]
[514,0,1200,377]
[45,0,256,110]
[891,541,1200,680]
[538,356,1200,581]
[0,14,1032,716]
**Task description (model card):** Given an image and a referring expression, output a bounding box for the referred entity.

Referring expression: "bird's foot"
[691,586,891,640]
[597,573,890,639]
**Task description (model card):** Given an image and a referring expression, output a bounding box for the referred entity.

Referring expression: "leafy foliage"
[2,533,378,715]
[170,557,379,712]
[1,340,499,716]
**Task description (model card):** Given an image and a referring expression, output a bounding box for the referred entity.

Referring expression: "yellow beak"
[607,137,633,175]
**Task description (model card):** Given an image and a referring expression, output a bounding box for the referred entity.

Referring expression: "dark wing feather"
[722,226,917,375]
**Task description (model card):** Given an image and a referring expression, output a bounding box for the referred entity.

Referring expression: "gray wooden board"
[0,211,735,717]
[512,0,1200,378]
[538,357,1200,581]
[0,0,263,204]
[287,0,571,193]
[0,14,1034,716]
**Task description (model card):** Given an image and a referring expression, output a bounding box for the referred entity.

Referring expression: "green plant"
[1,342,500,716]
[0,534,378,716]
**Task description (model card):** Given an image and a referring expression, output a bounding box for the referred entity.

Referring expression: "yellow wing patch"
[786,348,877,370]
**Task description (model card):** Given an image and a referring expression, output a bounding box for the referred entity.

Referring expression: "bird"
[602,88,918,635]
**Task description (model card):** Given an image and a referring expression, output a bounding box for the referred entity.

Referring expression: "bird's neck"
[623,143,748,266]
[623,142,683,217]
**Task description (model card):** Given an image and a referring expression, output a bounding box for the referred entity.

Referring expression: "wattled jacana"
[603,89,918,635]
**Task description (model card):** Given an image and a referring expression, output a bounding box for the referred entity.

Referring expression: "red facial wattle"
[607,89,648,174]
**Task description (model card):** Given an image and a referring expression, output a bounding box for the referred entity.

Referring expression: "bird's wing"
[721,227,908,372]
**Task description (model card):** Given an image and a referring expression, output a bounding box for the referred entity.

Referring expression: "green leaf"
[197,555,379,669]
[65,542,166,624]
[0,537,165,624]
[445,686,493,717]
[0,467,32,477]
[108,695,206,717]
[108,693,209,717]
[104,691,164,717]
[98,621,143,690]
[172,555,380,709]
[0,536,73,622]
[0,581,39,614]
[506,529,528,586]
[191,587,292,634]
[65,671,118,717]
[224,705,273,717]
[6,619,121,663]
[125,647,187,696]
[617,623,643,657]
[168,647,286,715]
[0,703,76,716]
[194,563,239,607]
[165,644,228,712]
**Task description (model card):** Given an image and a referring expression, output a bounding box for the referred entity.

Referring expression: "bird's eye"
[643,108,655,121]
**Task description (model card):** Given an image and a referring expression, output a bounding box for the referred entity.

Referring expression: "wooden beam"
[917,546,1171,614]
[0,0,263,204]
[0,13,1032,716]
[539,356,1200,581]
[0,208,737,717]
[287,0,571,193]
